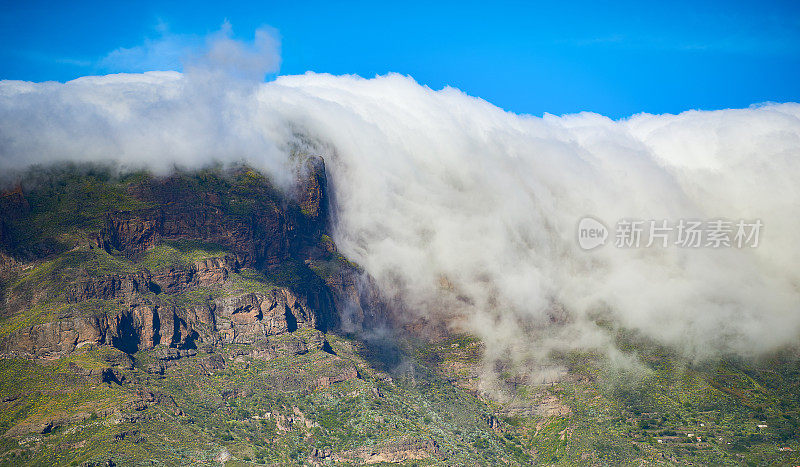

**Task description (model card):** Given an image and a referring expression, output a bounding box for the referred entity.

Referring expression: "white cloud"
[186,21,281,81]
[99,33,200,73]
[1,40,799,385]
[98,21,280,80]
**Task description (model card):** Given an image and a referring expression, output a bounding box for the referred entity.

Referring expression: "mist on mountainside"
[2,26,799,388]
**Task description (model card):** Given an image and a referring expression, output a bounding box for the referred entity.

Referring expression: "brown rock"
[0,160,352,359]
[334,438,439,464]
[296,155,327,222]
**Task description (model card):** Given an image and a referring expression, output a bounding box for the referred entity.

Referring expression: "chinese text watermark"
[577,217,762,251]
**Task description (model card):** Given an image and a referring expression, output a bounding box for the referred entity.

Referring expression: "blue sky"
[1,0,799,118]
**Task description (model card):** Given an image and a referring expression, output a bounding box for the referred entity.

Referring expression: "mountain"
[0,161,799,466]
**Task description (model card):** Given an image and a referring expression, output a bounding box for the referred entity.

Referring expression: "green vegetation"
[2,306,800,465]
[2,164,151,259]
[2,163,799,465]
[137,240,228,271]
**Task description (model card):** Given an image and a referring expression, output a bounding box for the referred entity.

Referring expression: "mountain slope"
[0,163,799,466]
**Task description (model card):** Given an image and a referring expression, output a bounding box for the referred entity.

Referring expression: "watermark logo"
[577,217,762,250]
[577,216,609,250]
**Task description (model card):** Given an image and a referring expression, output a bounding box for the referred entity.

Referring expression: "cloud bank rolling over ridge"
[1,30,799,386]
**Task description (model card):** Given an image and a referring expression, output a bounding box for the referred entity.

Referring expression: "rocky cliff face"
[0,158,355,360]
[98,161,325,269]
[0,256,322,358]
[0,186,28,251]
[99,204,292,269]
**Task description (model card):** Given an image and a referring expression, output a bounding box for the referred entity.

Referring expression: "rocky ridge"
[0,158,355,360]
